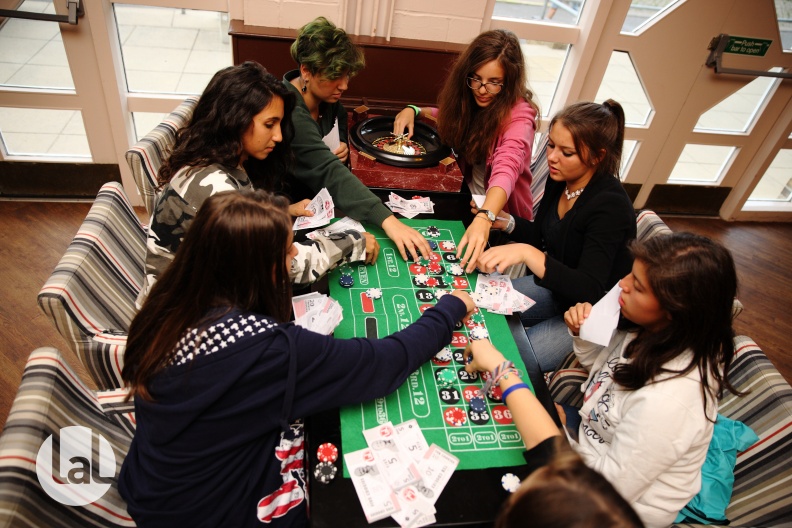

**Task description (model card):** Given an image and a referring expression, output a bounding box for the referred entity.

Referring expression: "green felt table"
[329,219,534,475]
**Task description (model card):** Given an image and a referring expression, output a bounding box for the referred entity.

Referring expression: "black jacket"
[509,174,636,308]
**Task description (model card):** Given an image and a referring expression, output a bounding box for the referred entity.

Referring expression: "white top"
[571,331,717,528]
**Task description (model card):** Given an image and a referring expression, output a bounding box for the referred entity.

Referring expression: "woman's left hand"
[333,142,349,164]
[381,215,431,261]
[476,244,530,274]
[362,232,380,264]
[288,199,313,218]
[457,215,492,274]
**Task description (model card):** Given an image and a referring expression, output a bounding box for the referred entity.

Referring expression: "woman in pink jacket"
[394,29,539,271]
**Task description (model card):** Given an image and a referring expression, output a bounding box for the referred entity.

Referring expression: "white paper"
[322,117,340,152]
[579,282,622,346]
[472,194,486,208]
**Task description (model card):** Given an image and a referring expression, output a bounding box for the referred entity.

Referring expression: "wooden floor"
[0,201,790,430]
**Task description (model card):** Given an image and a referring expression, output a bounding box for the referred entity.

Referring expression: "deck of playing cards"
[294,188,335,230]
[474,273,536,315]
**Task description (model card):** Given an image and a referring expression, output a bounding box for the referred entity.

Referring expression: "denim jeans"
[511,275,573,373]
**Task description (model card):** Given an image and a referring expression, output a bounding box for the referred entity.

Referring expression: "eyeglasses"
[466,77,504,94]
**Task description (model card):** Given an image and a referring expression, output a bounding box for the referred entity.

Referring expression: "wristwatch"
[477,209,496,223]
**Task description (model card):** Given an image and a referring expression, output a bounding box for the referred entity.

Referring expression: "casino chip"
[448,263,465,276]
[444,407,467,426]
[317,443,338,463]
[426,226,441,238]
[440,241,456,251]
[469,396,487,413]
[501,473,521,493]
[339,275,354,288]
[365,288,383,299]
[437,368,457,387]
[428,240,438,251]
[314,461,337,483]
[469,326,489,340]
[414,273,429,286]
[434,289,450,299]
[434,346,453,362]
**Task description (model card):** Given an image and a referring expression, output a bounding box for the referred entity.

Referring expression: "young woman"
[562,232,740,527]
[393,29,540,271]
[283,16,431,262]
[476,99,636,372]
[119,189,475,527]
[467,232,739,527]
[141,61,378,302]
[463,339,644,528]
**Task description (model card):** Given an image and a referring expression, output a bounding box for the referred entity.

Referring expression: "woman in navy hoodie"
[119,189,474,527]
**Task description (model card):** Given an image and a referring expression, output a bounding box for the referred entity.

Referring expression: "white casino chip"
[365,288,383,299]
[470,326,489,340]
[448,264,465,276]
[414,273,429,285]
[501,473,521,493]
[434,289,450,299]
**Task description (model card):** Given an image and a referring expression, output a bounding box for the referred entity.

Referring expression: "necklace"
[565,186,585,200]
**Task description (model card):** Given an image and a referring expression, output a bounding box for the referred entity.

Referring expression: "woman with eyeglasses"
[283,16,431,262]
[393,29,540,272]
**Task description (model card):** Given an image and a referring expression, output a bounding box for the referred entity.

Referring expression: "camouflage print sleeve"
[290,229,366,285]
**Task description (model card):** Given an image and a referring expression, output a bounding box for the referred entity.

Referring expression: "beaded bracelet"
[501,383,531,402]
[407,104,421,116]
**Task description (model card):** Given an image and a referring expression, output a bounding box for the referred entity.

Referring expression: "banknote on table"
[345,448,401,523]
[385,193,435,219]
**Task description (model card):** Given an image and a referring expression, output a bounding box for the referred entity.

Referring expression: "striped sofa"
[0,348,135,527]
[549,337,792,527]
[125,97,198,216]
[37,182,145,390]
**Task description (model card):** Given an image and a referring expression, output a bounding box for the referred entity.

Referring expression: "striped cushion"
[530,134,550,213]
[636,209,673,241]
[37,182,144,390]
[125,97,198,216]
[550,337,792,527]
[0,348,135,527]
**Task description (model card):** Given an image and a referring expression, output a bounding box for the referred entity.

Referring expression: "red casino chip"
[444,407,467,427]
[317,442,339,463]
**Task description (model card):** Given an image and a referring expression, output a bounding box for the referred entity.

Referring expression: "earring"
[302,79,308,93]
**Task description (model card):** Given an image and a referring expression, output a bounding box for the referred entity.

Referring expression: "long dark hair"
[157,61,296,191]
[123,190,294,400]
[550,99,625,180]
[496,438,644,528]
[614,232,741,413]
[437,29,539,164]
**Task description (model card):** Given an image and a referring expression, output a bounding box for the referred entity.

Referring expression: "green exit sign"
[724,36,772,56]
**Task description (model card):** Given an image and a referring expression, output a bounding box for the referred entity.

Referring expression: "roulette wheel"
[350,116,452,168]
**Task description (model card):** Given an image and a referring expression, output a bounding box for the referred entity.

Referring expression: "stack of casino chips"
[314,443,339,484]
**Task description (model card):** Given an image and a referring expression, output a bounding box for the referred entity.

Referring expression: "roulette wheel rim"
[350,116,452,168]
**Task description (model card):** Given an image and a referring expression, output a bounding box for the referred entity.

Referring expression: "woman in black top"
[476,100,636,372]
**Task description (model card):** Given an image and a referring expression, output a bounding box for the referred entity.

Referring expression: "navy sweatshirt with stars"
[118,294,467,528]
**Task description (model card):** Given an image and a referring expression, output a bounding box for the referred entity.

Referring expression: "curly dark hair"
[157,61,296,191]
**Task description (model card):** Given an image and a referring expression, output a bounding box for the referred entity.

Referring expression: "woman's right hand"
[564,302,593,336]
[393,107,416,139]
[463,340,506,375]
